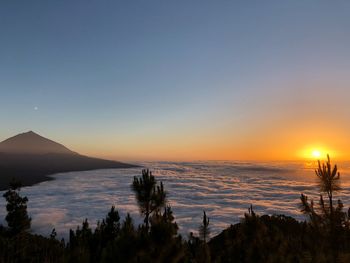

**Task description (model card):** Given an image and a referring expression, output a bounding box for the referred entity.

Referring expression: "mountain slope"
[0,131,138,190]
[0,131,75,155]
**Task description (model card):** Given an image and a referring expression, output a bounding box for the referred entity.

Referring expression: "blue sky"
[1,1,350,161]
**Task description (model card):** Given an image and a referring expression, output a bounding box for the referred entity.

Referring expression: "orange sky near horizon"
[1,112,349,163]
[58,88,349,163]
[60,119,349,162]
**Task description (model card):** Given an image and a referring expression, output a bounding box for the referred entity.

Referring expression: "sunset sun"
[299,147,335,160]
[311,150,321,159]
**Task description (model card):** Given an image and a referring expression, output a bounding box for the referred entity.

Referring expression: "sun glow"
[311,150,321,159]
[299,146,337,161]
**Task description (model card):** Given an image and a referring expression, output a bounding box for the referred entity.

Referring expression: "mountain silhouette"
[0,131,137,190]
[0,131,76,155]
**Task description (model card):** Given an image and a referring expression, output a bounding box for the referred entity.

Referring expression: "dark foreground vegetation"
[1,156,350,262]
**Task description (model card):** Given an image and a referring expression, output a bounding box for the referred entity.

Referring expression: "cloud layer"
[1,161,350,239]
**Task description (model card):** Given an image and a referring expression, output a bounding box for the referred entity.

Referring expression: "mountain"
[0,131,138,190]
[0,131,76,155]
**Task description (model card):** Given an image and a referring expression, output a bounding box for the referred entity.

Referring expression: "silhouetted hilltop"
[0,131,76,155]
[0,131,137,190]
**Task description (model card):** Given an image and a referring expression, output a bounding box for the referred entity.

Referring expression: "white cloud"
[0,162,349,239]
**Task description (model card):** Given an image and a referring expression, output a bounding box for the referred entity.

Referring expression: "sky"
[1,1,350,161]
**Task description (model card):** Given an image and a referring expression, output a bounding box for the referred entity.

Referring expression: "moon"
[34,106,38,111]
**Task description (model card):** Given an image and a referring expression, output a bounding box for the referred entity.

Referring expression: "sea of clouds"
[1,161,350,239]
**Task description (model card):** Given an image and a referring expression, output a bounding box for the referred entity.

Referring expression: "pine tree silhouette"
[3,180,31,235]
[131,169,166,230]
[300,155,343,228]
[315,154,340,217]
[105,206,120,238]
[121,213,135,236]
[150,205,178,243]
[199,211,210,243]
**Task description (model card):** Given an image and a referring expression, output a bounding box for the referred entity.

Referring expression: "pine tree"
[121,213,135,236]
[150,206,178,243]
[299,154,350,261]
[105,206,120,239]
[315,154,340,218]
[131,169,166,230]
[3,180,31,235]
[199,211,210,243]
[300,155,343,228]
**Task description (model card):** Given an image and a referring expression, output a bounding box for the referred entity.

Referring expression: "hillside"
[0,131,137,190]
[0,131,76,155]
